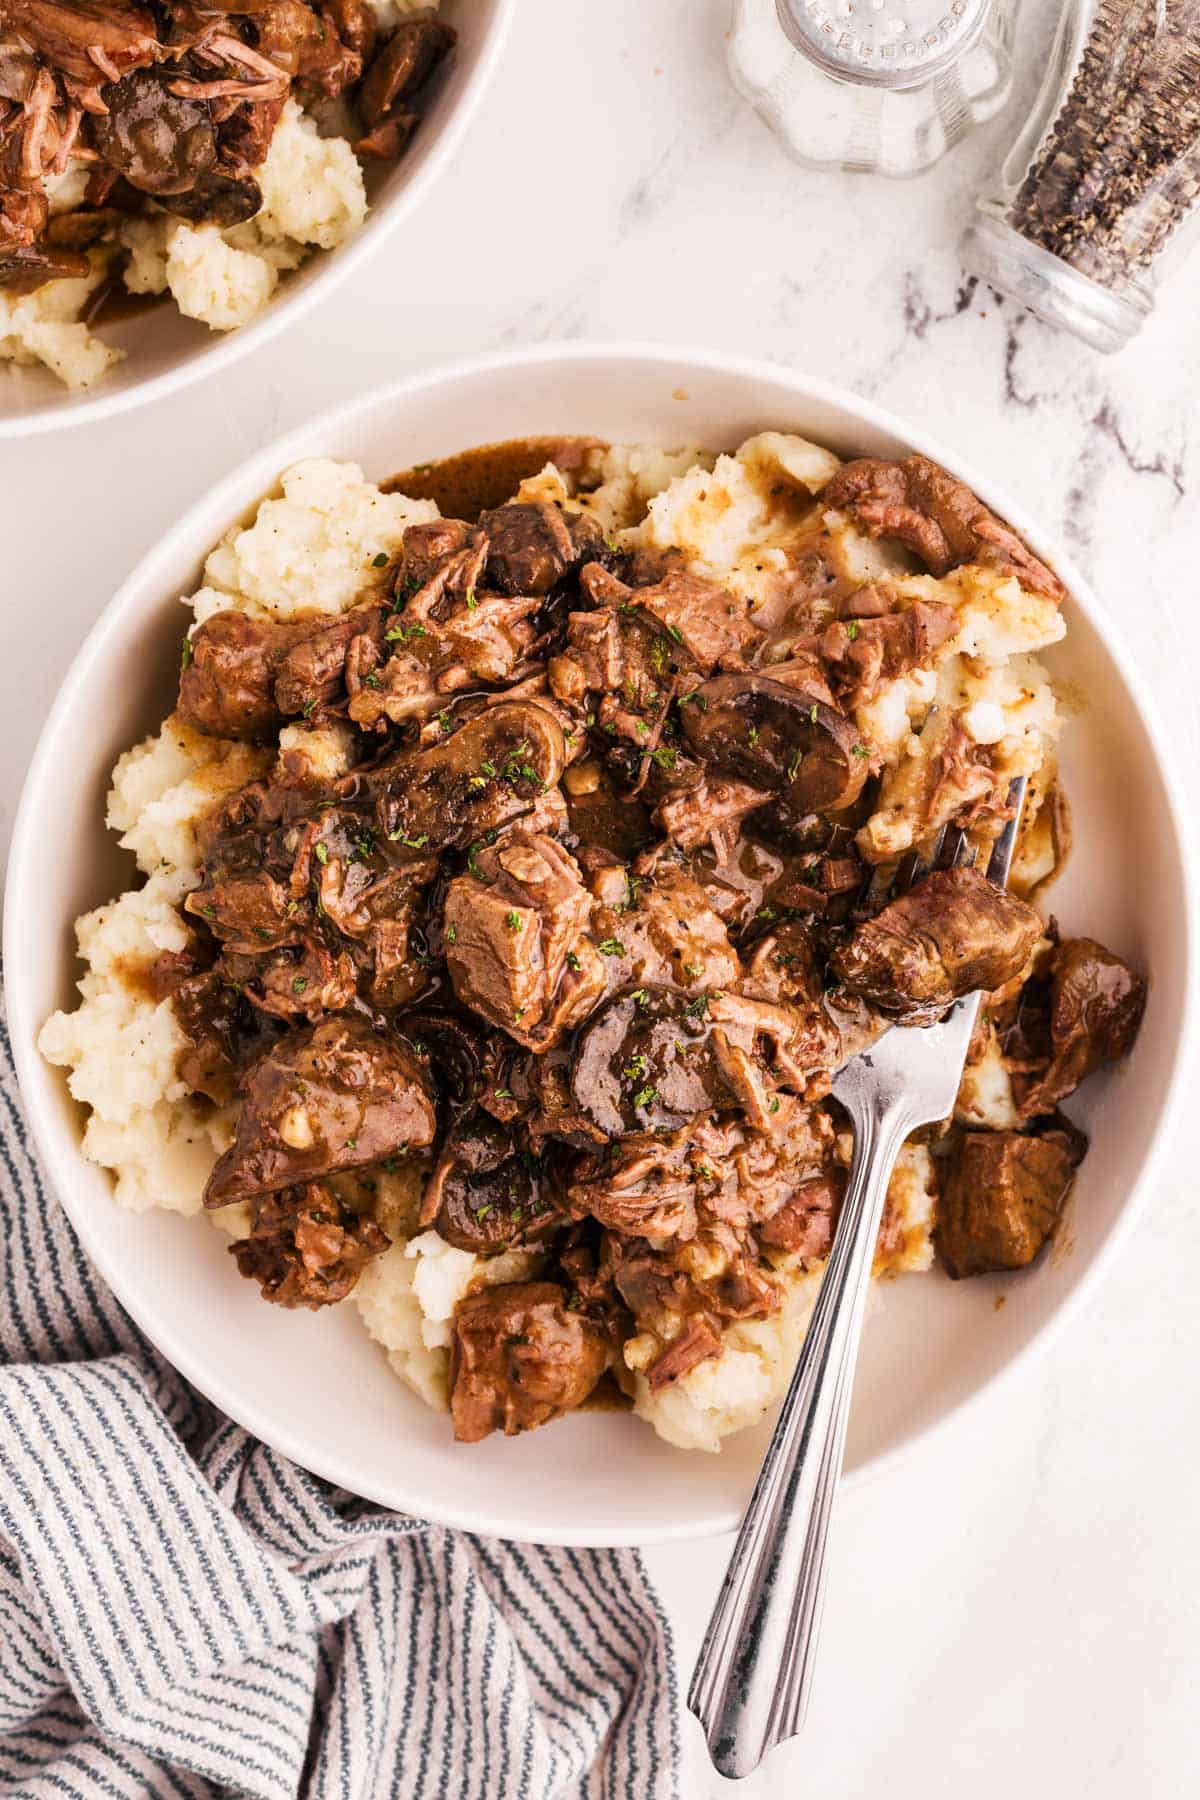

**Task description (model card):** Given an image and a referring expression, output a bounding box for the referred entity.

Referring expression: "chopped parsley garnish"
[314,843,329,865]
[480,760,496,777]
[769,1097,780,1114]
[845,620,860,640]
[566,950,582,971]
[292,976,308,994]
[852,743,870,759]
[786,749,802,783]
[633,1085,658,1109]
[364,671,382,688]
[302,698,317,719]
[686,991,709,1020]
[747,725,759,747]
[630,988,649,1005]
[623,1054,648,1083]
[810,704,819,724]
[495,1087,514,1100]
[596,938,625,956]
[180,635,193,671]
[372,552,389,569]
[466,586,478,610]
[388,830,430,848]
[650,746,676,769]
[651,637,669,672]
[506,910,522,932]
[666,623,683,644]
[445,923,457,944]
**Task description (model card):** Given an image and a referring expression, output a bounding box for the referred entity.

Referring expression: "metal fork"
[688,780,1027,1780]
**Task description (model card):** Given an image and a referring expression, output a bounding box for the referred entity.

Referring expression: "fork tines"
[864,777,1029,911]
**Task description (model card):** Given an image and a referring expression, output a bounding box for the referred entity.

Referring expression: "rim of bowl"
[0,0,516,442]
[6,343,1198,1543]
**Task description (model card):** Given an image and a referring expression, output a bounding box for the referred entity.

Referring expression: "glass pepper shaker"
[727,0,1019,178]
[963,1,1200,351]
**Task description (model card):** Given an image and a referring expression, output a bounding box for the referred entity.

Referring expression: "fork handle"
[687,1101,913,1779]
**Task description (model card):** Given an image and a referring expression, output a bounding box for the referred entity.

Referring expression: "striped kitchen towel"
[0,1003,681,1800]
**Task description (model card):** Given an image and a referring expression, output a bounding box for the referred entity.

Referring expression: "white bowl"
[6,346,1196,1544]
[0,0,512,439]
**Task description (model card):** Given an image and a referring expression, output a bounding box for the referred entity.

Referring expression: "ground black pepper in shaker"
[963,0,1200,350]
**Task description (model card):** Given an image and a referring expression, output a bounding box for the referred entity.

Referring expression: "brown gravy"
[83,275,166,330]
[385,435,605,522]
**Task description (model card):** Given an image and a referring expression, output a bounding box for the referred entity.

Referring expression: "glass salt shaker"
[963,0,1200,351]
[727,0,1019,178]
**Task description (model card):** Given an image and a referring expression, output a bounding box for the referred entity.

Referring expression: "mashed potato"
[40,434,1064,1447]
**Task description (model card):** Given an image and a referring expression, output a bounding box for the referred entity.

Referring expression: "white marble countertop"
[2,2,1199,1795]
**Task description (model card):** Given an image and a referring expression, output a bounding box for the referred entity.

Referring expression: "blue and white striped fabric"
[0,998,681,1800]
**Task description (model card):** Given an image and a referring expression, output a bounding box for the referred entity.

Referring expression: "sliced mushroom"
[420,1114,561,1253]
[364,699,567,850]
[570,986,735,1137]
[679,673,870,814]
[90,71,216,196]
[165,173,263,228]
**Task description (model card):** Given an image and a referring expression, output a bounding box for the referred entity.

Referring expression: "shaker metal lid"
[775,0,991,90]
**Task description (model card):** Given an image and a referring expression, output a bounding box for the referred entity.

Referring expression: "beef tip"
[608,1220,779,1329]
[91,71,217,196]
[935,1127,1082,1278]
[204,1014,436,1207]
[171,966,281,1105]
[419,1114,561,1253]
[655,777,771,855]
[357,11,456,128]
[821,456,1067,602]
[184,871,301,954]
[679,672,870,815]
[567,1123,704,1242]
[705,989,840,1124]
[449,1281,606,1442]
[633,566,762,671]
[478,503,604,596]
[645,1316,722,1390]
[165,172,263,228]
[398,517,474,588]
[830,866,1043,1022]
[180,605,383,738]
[1012,937,1146,1119]
[230,1181,388,1308]
[567,1102,836,1242]
[801,598,958,706]
[4,1,158,91]
[355,110,418,158]
[756,1169,844,1259]
[221,940,359,1022]
[374,539,540,697]
[178,611,293,739]
[589,862,741,994]
[577,562,761,674]
[274,603,382,718]
[444,831,604,1051]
